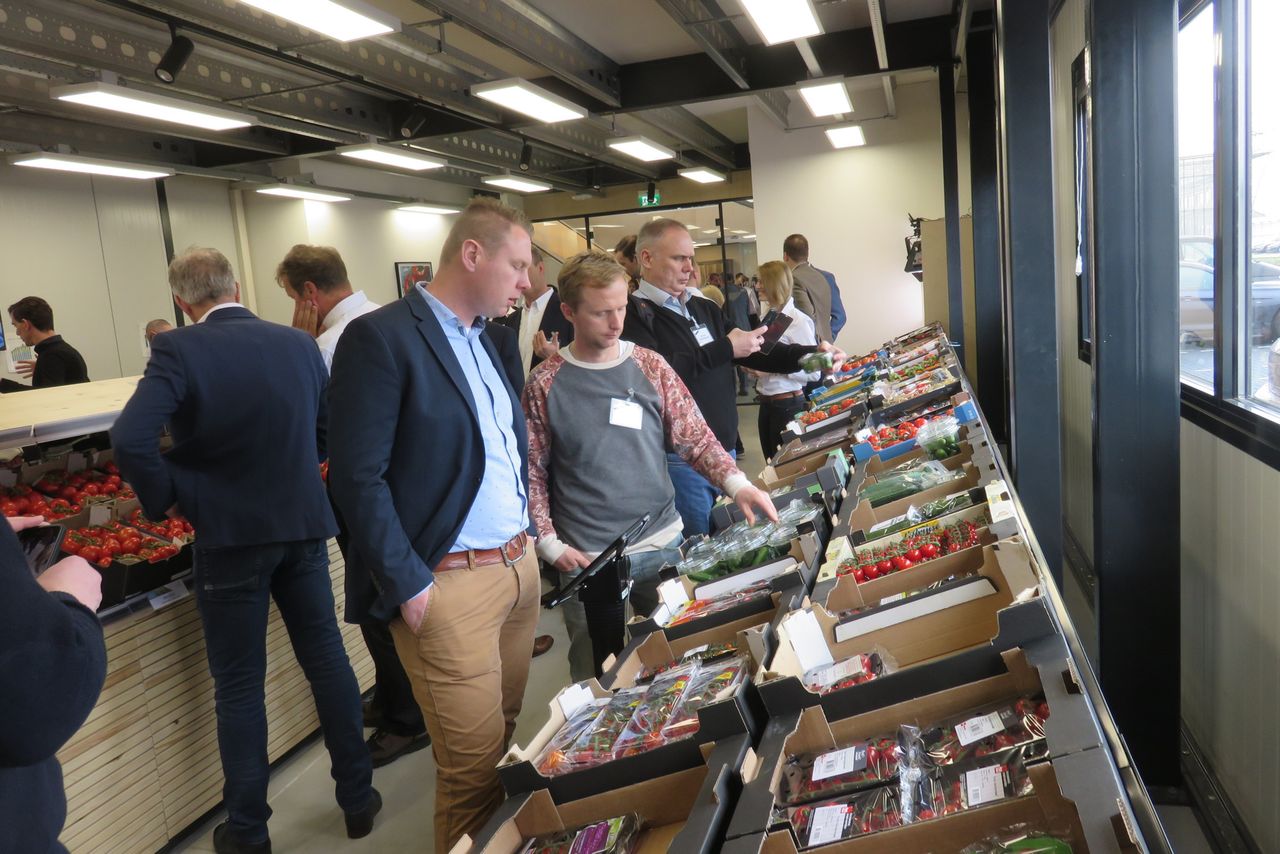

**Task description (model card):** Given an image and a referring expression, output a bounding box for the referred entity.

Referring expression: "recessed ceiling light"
[50,81,255,131]
[256,185,352,202]
[606,136,676,162]
[337,143,446,171]
[397,203,461,214]
[730,229,749,234]
[740,0,822,45]
[798,78,852,117]
[236,0,399,42]
[679,166,727,184]
[741,233,757,239]
[471,78,588,123]
[825,124,866,148]
[591,223,622,228]
[482,175,553,193]
[10,152,174,180]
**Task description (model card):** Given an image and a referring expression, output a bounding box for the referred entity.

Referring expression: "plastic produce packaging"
[660,655,749,740]
[898,726,1038,824]
[781,786,903,848]
[535,700,610,776]
[859,461,964,508]
[779,733,902,806]
[959,824,1075,854]
[555,688,647,773]
[914,415,962,460]
[802,650,894,695]
[920,696,1051,768]
[612,667,696,759]
[663,583,772,628]
[521,812,643,854]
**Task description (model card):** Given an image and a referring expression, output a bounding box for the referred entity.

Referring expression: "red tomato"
[79,546,101,562]
[62,541,79,556]
[96,557,112,569]
[905,548,922,562]
[60,486,79,501]
[0,501,17,517]
[920,543,939,558]
[83,483,101,496]
[891,555,911,571]
[876,559,893,574]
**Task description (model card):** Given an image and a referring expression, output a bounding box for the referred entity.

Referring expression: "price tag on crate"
[955,711,1005,746]
[963,764,1009,807]
[148,580,189,611]
[89,504,112,527]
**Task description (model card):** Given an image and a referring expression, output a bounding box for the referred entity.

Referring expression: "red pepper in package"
[802,652,892,695]
[920,696,1051,768]
[611,666,695,759]
[778,734,902,806]
[781,786,903,849]
[660,656,748,741]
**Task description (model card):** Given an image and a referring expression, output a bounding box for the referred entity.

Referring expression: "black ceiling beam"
[615,15,953,112]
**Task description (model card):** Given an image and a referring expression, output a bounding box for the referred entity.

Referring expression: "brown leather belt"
[760,390,803,402]
[435,532,528,572]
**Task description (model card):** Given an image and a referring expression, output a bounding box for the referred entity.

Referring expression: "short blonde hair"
[557,251,628,308]
[439,197,532,267]
[757,260,793,307]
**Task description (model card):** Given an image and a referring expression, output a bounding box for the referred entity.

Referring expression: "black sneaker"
[367,728,431,769]
[213,821,271,854]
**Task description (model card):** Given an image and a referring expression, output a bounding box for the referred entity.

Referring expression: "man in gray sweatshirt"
[522,251,777,680]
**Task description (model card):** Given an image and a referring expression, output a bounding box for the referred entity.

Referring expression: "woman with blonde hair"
[753,261,820,458]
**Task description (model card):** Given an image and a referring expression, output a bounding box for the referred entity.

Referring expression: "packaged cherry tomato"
[534,700,609,777]
[919,696,1050,769]
[660,656,748,741]
[779,733,902,806]
[780,785,903,849]
[899,727,1038,824]
[635,641,740,683]
[611,666,695,759]
[802,650,894,695]
[556,687,647,772]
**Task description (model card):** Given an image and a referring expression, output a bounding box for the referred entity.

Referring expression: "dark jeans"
[758,394,807,460]
[359,619,426,735]
[193,539,373,844]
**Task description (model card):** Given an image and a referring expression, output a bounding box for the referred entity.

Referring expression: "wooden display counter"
[56,540,373,851]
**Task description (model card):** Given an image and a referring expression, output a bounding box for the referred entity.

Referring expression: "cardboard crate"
[459,734,753,854]
[722,761,1093,854]
[628,584,807,648]
[678,531,822,604]
[755,539,1056,719]
[715,472,843,533]
[728,638,1107,839]
[601,618,774,692]
[498,674,757,803]
[772,428,860,468]
[841,459,1001,533]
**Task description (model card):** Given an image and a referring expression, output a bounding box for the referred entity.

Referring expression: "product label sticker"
[812,743,869,781]
[608,398,643,430]
[868,511,909,535]
[783,609,834,673]
[879,592,907,606]
[815,656,866,687]
[148,579,189,611]
[963,764,1009,807]
[88,504,112,527]
[557,683,594,720]
[955,711,1006,746]
[681,643,709,660]
[692,324,714,347]
[658,578,690,613]
[807,804,852,846]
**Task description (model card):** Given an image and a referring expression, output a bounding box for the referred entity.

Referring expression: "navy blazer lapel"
[406,288,480,424]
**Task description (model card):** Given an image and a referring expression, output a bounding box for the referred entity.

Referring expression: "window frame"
[1178,0,1280,471]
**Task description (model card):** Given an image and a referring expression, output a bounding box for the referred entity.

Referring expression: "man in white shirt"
[278,245,381,372]
[277,245,430,770]
[495,246,573,376]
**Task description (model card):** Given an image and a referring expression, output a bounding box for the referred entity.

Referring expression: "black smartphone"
[18,524,65,578]
[758,310,794,354]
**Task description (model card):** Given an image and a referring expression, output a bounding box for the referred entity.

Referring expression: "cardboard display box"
[601,619,773,693]
[755,539,1056,719]
[728,640,1107,839]
[772,428,860,469]
[629,583,808,648]
[656,530,822,607]
[769,445,854,484]
[841,459,1001,535]
[715,472,842,533]
[459,734,752,854]
[721,761,1093,854]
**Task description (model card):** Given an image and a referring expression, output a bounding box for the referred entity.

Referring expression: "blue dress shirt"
[417,285,529,550]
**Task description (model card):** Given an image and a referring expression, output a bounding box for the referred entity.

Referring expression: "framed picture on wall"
[395,261,433,298]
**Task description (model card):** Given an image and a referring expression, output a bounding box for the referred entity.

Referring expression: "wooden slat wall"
[58,542,374,852]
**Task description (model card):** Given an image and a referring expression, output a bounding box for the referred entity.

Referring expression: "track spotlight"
[399,105,429,138]
[646,181,657,204]
[518,140,533,172]
[155,33,194,84]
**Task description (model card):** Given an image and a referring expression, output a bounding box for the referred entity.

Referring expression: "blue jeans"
[193,539,373,844]
[666,450,736,538]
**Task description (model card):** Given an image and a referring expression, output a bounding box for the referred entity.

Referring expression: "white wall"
[748,80,971,354]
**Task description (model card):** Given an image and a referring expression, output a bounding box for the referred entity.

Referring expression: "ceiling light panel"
[825,124,867,148]
[472,78,588,123]
[256,186,352,202]
[481,175,553,193]
[740,0,823,45]
[338,143,446,171]
[10,152,174,180]
[798,79,852,117]
[236,0,399,42]
[606,136,676,162]
[679,166,727,184]
[50,81,255,131]
[397,203,462,214]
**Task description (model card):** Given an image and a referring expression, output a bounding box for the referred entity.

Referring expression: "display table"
[0,376,141,446]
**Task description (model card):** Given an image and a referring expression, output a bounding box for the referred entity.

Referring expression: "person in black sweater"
[623,218,846,535]
[3,297,89,391]
[0,515,107,854]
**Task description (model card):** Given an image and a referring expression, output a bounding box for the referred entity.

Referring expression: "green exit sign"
[638,191,662,207]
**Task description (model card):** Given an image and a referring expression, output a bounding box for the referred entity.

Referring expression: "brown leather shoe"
[367,729,430,769]
[533,634,555,657]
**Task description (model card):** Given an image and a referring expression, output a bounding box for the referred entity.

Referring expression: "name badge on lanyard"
[691,323,714,347]
[609,394,644,430]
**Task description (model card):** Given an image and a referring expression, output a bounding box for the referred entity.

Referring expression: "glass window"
[1177,3,1216,386]
[1246,0,1280,407]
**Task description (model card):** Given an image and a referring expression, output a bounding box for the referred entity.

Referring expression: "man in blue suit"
[328,198,540,853]
[110,248,377,854]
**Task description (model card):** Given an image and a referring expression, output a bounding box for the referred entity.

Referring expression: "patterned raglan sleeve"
[633,347,751,498]
[521,356,571,564]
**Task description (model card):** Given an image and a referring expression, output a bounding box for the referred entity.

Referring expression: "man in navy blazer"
[328,198,540,852]
[110,248,378,854]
